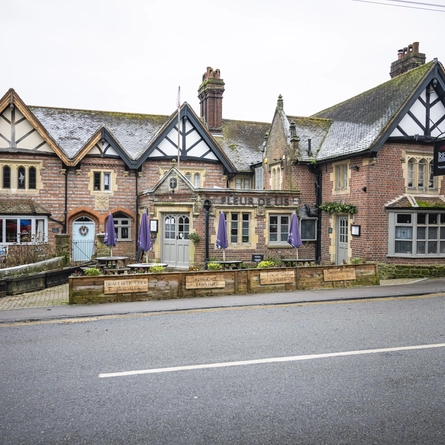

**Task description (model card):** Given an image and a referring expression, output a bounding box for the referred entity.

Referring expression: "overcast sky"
[2,0,444,123]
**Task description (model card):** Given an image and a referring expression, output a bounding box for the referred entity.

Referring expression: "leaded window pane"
[428,241,438,254]
[395,227,412,239]
[395,240,412,254]
[416,241,425,254]
[428,227,438,239]
[417,227,426,239]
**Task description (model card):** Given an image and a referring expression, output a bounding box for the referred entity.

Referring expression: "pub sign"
[433,138,445,176]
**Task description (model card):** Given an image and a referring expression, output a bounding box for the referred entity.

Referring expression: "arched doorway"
[72,216,96,261]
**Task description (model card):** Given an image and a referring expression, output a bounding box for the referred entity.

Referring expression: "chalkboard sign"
[252,254,264,263]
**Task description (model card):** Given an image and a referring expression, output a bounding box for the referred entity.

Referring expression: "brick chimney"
[198,67,225,132]
[390,42,426,78]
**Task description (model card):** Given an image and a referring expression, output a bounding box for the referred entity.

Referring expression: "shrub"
[257,260,275,268]
[84,267,101,276]
[188,232,201,244]
[149,265,165,273]
[207,262,222,270]
[350,257,364,264]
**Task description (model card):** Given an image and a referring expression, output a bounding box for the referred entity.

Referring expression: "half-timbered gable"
[306,48,445,265]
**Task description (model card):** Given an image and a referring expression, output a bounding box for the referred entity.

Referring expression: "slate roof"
[311,61,436,161]
[9,58,443,172]
[29,106,170,160]
[218,119,270,171]
[285,115,331,161]
[28,105,267,172]
[0,199,51,215]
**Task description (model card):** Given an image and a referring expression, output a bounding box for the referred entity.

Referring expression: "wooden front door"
[72,217,95,261]
[162,214,190,268]
[336,216,349,265]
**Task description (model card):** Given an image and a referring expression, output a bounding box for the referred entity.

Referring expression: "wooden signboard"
[260,270,295,285]
[186,274,225,289]
[104,279,148,294]
[323,268,356,282]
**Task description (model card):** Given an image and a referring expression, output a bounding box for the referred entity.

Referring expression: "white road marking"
[99,342,445,378]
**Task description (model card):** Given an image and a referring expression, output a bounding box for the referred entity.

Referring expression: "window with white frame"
[93,171,111,191]
[228,212,250,244]
[235,177,250,189]
[113,212,131,241]
[255,166,264,190]
[0,216,47,244]
[269,214,289,244]
[388,211,445,256]
[406,155,436,191]
[334,163,348,191]
[271,166,281,190]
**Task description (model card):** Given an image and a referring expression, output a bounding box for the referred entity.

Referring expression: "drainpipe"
[203,199,212,265]
[135,168,139,254]
[308,163,322,264]
[63,165,68,233]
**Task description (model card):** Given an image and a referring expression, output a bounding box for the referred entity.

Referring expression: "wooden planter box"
[69,263,379,305]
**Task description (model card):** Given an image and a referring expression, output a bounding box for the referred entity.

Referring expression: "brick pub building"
[1,43,445,267]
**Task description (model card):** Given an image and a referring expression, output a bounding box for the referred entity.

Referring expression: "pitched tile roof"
[29,106,170,160]
[0,199,51,215]
[385,194,445,209]
[312,61,436,161]
[218,119,270,171]
[284,115,331,161]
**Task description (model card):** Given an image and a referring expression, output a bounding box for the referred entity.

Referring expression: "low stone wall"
[0,257,67,279]
[378,263,445,280]
[69,263,379,304]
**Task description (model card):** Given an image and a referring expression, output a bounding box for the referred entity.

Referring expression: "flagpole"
[177,86,181,171]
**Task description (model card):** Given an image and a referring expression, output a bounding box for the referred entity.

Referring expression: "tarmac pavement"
[1,277,445,324]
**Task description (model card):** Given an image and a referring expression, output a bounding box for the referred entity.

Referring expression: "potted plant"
[188,232,201,244]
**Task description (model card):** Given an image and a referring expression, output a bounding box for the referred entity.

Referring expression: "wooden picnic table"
[95,256,129,272]
[210,260,244,270]
[127,263,168,271]
[281,258,315,267]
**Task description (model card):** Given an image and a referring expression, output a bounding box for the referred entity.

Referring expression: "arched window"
[429,160,436,189]
[18,166,26,189]
[418,159,426,189]
[3,166,10,189]
[29,167,36,189]
[185,172,192,183]
[407,159,414,188]
[194,173,200,188]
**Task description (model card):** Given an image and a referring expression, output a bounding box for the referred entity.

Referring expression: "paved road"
[2,294,445,444]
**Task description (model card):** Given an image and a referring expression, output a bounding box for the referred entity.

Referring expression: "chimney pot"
[390,42,425,78]
[198,67,225,132]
